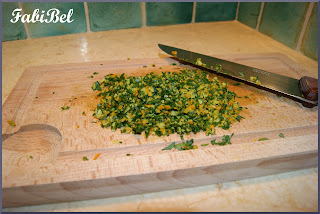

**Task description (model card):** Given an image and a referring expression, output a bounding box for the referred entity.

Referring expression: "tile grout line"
[235,2,240,20]
[18,2,31,39]
[83,2,91,32]
[191,2,196,23]
[296,2,315,51]
[255,2,265,31]
[141,2,146,28]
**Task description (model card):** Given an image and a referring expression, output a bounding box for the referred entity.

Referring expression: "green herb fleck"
[126,154,131,156]
[279,133,285,138]
[8,120,16,127]
[233,82,241,86]
[211,133,234,146]
[53,92,55,94]
[119,141,123,144]
[82,111,86,115]
[91,121,97,123]
[258,137,269,141]
[201,144,209,146]
[29,156,33,159]
[93,72,99,75]
[61,106,70,110]
[162,142,176,150]
[239,72,245,77]
[143,66,147,68]
[83,157,89,161]
[170,63,176,66]
[244,96,250,99]
[36,97,38,98]
[152,64,155,67]
[276,94,282,97]
[87,76,94,78]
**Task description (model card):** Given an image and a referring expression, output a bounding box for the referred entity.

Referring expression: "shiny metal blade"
[159,44,317,106]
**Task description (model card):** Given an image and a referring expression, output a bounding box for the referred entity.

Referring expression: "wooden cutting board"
[2,53,318,208]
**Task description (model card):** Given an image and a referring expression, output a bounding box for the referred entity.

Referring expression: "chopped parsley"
[162,142,176,150]
[258,137,269,141]
[82,111,86,115]
[126,154,131,156]
[53,92,55,94]
[152,64,155,67]
[162,139,198,151]
[92,69,243,139]
[93,72,99,75]
[233,82,242,86]
[250,76,261,85]
[29,156,33,159]
[170,63,176,66]
[201,144,209,146]
[279,133,285,138]
[87,76,94,78]
[211,133,234,146]
[61,106,70,110]
[83,157,89,161]
[8,120,16,127]
[143,66,147,68]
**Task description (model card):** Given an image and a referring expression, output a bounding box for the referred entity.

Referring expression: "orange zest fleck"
[93,153,101,160]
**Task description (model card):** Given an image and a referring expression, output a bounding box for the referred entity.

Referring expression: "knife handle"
[299,76,318,102]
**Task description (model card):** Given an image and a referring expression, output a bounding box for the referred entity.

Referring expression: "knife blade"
[158,44,318,108]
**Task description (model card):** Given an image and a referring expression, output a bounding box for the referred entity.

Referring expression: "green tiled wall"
[146,2,193,26]
[2,2,318,62]
[237,2,261,29]
[259,2,309,49]
[2,2,27,41]
[195,2,237,22]
[88,2,142,31]
[22,2,87,38]
[301,5,318,61]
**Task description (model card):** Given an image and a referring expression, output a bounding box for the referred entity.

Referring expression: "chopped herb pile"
[258,137,269,141]
[8,120,16,127]
[92,69,243,139]
[279,133,285,138]
[61,106,70,110]
[211,133,234,146]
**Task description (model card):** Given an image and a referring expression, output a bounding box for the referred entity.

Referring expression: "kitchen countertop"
[2,21,318,212]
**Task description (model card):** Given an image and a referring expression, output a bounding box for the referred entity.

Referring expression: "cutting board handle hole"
[2,124,62,171]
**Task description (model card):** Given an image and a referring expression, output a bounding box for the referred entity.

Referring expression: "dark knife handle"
[299,76,318,107]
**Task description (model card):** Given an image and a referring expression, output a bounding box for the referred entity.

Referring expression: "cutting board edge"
[2,149,318,208]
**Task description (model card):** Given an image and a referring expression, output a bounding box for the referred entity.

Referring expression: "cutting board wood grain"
[2,53,318,207]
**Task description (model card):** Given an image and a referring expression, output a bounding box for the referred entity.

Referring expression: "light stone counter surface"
[2,21,318,212]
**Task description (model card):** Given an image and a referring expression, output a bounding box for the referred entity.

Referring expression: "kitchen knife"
[159,44,318,108]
